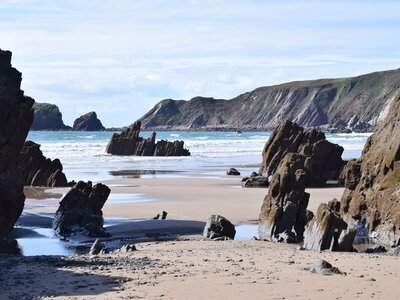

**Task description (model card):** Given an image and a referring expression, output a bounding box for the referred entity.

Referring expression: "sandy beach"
[0,175,392,299]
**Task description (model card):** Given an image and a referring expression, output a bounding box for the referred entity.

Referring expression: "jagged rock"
[106,121,190,156]
[52,181,111,237]
[303,199,354,251]
[259,120,345,187]
[340,93,400,246]
[226,168,240,176]
[0,49,34,237]
[89,239,108,255]
[18,141,68,187]
[31,102,69,130]
[203,215,236,240]
[258,168,310,243]
[73,111,105,131]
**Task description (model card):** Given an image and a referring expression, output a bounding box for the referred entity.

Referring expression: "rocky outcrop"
[303,199,354,251]
[258,168,312,243]
[139,68,400,131]
[31,102,69,130]
[106,121,190,156]
[18,141,68,187]
[203,215,236,240]
[259,120,345,187]
[72,111,105,131]
[0,49,34,237]
[340,93,400,246]
[52,181,111,237]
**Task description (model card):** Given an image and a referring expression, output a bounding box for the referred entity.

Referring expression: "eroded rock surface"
[258,168,312,243]
[303,199,354,251]
[73,111,105,131]
[0,49,34,236]
[106,121,190,156]
[18,141,68,187]
[52,181,111,237]
[340,93,400,246]
[259,120,345,187]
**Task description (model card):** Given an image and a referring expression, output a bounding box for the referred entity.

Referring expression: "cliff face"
[0,49,34,236]
[31,102,69,130]
[139,69,400,131]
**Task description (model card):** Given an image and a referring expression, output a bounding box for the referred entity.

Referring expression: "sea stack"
[73,111,105,131]
[106,120,190,156]
[0,49,34,236]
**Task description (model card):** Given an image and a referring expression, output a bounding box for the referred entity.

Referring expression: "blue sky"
[1,0,400,127]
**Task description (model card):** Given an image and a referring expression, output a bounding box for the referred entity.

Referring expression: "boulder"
[303,199,354,251]
[119,244,136,252]
[18,141,68,187]
[72,111,105,131]
[242,173,269,188]
[0,49,34,237]
[106,121,190,156]
[31,102,69,130]
[340,93,400,246]
[309,259,334,275]
[203,215,236,240]
[52,181,111,237]
[259,120,345,187]
[226,168,240,176]
[258,168,311,242]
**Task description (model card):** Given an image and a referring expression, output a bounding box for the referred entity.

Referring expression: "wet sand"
[5,176,397,299]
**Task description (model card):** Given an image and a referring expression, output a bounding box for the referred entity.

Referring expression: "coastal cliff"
[139,68,400,131]
[31,102,70,130]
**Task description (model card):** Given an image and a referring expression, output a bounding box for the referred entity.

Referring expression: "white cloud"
[1,0,400,127]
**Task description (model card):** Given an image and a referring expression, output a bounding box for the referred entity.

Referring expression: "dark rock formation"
[106,121,190,156]
[203,215,236,240]
[0,239,20,254]
[303,199,354,252]
[226,168,240,176]
[259,120,345,187]
[18,141,68,187]
[72,111,105,131]
[258,168,311,243]
[31,102,69,130]
[340,93,400,246]
[0,49,34,237]
[241,172,269,188]
[52,181,111,237]
[139,68,400,131]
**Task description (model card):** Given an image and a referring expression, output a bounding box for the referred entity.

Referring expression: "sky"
[1,0,400,127]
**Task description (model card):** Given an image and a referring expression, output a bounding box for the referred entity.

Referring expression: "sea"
[26,131,371,183]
